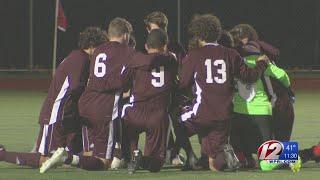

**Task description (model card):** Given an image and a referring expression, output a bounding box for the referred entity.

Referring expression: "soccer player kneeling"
[121,29,178,174]
[0,27,107,169]
[230,41,291,170]
[40,17,134,173]
[176,14,269,172]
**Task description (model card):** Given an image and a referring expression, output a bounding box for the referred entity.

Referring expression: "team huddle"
[1,11,320,174]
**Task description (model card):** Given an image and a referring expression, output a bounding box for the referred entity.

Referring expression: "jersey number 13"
[204,59,226,84]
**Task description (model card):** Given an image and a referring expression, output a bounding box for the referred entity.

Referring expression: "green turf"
[0,90,319,179]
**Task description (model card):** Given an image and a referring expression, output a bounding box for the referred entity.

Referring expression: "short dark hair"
[188,14,222,43]
[78,27,108,49]
[146,29,168,49]
[218,30,234,48]
[108,17,133,38]
[230,24,259,42]
[144,11,168,32]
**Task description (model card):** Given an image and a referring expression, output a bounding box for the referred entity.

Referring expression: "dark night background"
[0,0,319,69]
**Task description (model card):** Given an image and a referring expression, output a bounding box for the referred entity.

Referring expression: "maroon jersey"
[121,52,177,127]
[78,41,135,121]
[179,43,268,122]
[39,50,90,125]
[127,52,177,103]
[167,41,186,65]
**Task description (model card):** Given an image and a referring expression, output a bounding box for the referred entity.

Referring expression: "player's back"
[122,52,177,127]
[78,41,135,121]
[180,43,244,122]
[39,50,89,125]
[130,52,177,106]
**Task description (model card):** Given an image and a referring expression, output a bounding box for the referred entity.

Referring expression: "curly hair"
[108,17,133,38]
[78,27,108,49]
[188,14,222,43]
[144,11,168,32]
[218,30,235,48]
[230,24,259,42]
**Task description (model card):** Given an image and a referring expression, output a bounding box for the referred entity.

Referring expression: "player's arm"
[178,55,195,90]
[96,65,133,92]
[232,51,269,84]
[91,50,136,92]
[258,41,280,61]
[264,63,290,87]
[69,60,90,100]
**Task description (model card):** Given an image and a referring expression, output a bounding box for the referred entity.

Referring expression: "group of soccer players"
[1,11,320,174]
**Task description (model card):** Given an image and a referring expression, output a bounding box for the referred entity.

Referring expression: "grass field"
[0,90,319,180]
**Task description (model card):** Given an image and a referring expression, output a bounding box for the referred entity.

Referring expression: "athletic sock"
[78,155,105,171]
[63,151,80,166]
[113,143,122,159]
[3,152,41,168]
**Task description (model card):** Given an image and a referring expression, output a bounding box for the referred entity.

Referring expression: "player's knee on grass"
[79,156,107,171]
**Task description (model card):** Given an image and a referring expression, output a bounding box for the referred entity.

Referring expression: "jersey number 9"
[151,66,164,87]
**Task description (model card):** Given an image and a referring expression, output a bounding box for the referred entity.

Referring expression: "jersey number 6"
[94,53,107,78]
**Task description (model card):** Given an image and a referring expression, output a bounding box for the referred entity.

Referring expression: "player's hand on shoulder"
[257,55,269,63]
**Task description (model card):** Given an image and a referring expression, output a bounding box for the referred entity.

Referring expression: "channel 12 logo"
[257,140,299,164]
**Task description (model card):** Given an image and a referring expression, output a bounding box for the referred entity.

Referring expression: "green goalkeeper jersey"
[233,55,290,115]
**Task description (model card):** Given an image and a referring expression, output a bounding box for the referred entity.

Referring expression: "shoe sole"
[40,148,66,174]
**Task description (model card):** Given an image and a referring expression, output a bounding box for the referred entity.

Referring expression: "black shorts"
[230,113,272,155]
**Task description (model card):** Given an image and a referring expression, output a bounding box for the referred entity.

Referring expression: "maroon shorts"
[82,118,114,159]
[36,122,82,156]
[122,101,169,164]
[182,117,229,158]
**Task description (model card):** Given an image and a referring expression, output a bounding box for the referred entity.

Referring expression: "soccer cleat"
[0,145,6,161]
[289,156,302,173]
[111,157,127,169]
[40,147,67,173]
[0,145,6,152]
[260,160,279,171]
[171,154,185,166]
[223,143,241,171]
[128,150,142,174]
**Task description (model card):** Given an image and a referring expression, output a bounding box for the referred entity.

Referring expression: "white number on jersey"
[151,66,165,87]
[205,59,227,84]
[94,53,107,77]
